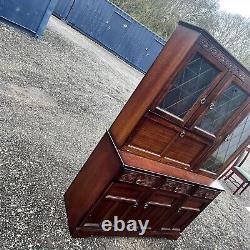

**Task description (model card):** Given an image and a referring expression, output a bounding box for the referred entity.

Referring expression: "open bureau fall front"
[64,22,250,239]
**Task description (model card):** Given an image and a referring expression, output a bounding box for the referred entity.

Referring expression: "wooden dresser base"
[64,131,224,239]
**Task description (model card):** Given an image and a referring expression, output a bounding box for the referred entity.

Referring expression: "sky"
[219,0,250,17]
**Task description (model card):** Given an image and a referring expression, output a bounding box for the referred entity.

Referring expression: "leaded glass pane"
[198,84,247,134]
[200,114,250,173]
[158,53,220,118]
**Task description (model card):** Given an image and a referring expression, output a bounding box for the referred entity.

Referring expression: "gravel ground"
[0,16,249,250]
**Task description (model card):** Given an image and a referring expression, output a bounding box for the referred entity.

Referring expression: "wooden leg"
[233,182,245,195]
[239,182,250,195]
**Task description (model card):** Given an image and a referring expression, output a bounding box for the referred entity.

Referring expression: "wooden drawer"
[118,169,194,195]
[160,178,194,195]
[118,170,162,188]
[193,187,220,200]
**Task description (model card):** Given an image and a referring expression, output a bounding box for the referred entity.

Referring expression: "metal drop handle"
[209,102,215,110]
[200,97,206,105]
[177,207,182,213]
[136,179,142,185]
[144,203,149,209]
[180,131,185,138]
[133,202,139,208]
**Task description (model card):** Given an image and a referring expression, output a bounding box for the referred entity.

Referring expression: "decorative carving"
[119,171,159,187]
[199,37,247,81]
[193,188,207,198]
[161,179,192,194]
[174,183,193,194]
[119,171,138,183]
[160,179,176,192]
[193,188,218,199]
[119,171,217,197]
[205,191,219,200]
[135,175,158,187]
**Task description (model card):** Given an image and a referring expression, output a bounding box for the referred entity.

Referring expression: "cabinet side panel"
[64,132,122,234]
[110,25,200,147]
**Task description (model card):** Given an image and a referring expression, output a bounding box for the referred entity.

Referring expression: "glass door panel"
[200,113,250,173]
[158,53,220,119]
[196,83,248,135]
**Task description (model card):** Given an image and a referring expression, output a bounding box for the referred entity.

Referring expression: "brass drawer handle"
[177,207,182,213]
[180,131,185,138]
[136,179,142,185]
[209,102,215,110]
[200,97,206,104]
[144,203,149,209]
[133,202,139,208]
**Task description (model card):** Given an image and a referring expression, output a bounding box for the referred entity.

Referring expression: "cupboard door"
[194,80,249,138]
[139,190,183,230]
[123,115,211,169]
[124,118,178,158]
[171,197,208,232]
[161,129,209,168]
[80,183,145,229]
[160,197,208,232]
[154,51,224,126]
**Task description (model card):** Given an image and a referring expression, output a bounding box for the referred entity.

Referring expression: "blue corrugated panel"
[53,0,75,20]
[0,0,58,37]
[54,0,166,72]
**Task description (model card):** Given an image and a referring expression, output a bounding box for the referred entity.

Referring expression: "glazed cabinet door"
[153,48,227,128]
[193,76,249,140]
[197,113,250,176]
[154,52,249,142]
[122,47,229,169]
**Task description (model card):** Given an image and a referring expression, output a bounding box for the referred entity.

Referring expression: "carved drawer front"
[193,187,220,200]
[118,170,161,188]
[160,179,194,195]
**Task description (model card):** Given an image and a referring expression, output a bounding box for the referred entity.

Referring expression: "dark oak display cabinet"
[64,22,250,239]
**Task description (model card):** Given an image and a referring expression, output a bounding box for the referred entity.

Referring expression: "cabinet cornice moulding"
[178,21,250,83]
[198,36,249,82]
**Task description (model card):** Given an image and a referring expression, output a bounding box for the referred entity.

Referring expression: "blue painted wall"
[0,0,58,37]
[54,0,166,73]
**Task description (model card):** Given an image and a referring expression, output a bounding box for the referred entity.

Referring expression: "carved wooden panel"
[199,37,248,81]
[193,187,220,200]
[118,170,161,188]
[160,179,193,194]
